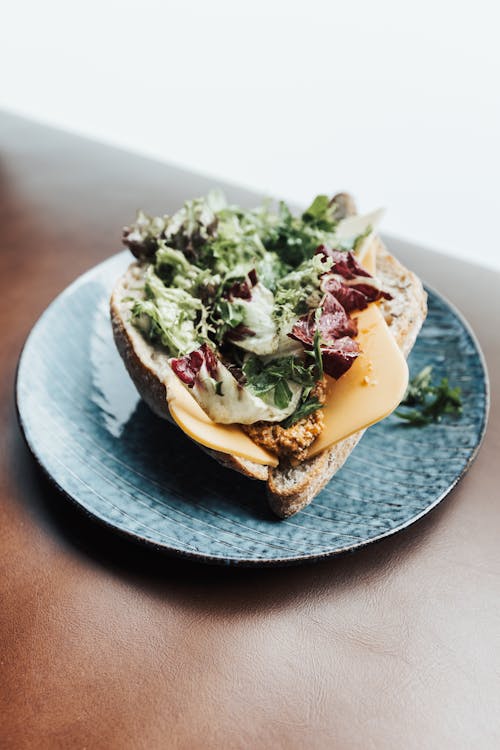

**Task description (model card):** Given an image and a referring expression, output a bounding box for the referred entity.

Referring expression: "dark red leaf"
[289,290,361,380]
[315,247,371,279]
[317,248,393,312]
[321,275,369,313]
[321,337,360,379]
[227,269,258,301]
[200,343,219,378]
[248,268,258,286]
[226,325,256,341]
[290,293,357,346]
[288,247,393,382]
[227,279,252,300]
[170,343,218,387]
[350,283,392,303]
[288,315,314,346]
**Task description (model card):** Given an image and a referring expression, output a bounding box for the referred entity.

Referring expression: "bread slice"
[110,237,427,517]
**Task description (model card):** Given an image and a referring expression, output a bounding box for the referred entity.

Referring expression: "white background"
[1,0,499,269]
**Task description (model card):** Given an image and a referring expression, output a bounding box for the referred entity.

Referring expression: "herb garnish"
[242,327,326,424]
[279,328,326,426]
[243,354,318,409]
[263,198,339,267]
[281,396,323,428]
[395,366,462,426]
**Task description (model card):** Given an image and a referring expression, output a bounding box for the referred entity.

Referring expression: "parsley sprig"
[281,396,322,428]
[395,366,462,426]
[263,197,339,267]
[242,327,326,424]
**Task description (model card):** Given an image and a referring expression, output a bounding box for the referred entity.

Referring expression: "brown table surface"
[1,111,499,750]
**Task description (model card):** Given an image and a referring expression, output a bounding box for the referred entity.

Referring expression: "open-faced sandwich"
[111,192,427,517]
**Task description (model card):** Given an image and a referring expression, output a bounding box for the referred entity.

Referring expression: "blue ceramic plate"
[16,252,489,566]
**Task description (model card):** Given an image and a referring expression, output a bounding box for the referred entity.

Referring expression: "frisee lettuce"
[272,254,332,334]
[122,210,168,259]
[131,267,205,356]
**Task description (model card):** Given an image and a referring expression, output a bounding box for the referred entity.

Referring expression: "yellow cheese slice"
[357,239,376,275]
[166,238,407,467]
[166,374,279,466]
[307,303,408,457]
[305,235,408,455]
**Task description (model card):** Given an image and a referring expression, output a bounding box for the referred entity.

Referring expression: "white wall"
[2,0,499,269]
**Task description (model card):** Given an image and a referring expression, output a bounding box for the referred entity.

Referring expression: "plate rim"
[14,252,491,567]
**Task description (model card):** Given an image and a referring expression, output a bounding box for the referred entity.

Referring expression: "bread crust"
[110,236,427,516]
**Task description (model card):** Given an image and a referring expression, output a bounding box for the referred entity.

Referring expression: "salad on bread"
[119,192,395,465]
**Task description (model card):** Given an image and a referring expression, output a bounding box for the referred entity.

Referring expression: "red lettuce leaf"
[227,268,258,301]
[170,343,218,387]
[315,247,371,279]
[321,337,360,379]
[289,292,360,379]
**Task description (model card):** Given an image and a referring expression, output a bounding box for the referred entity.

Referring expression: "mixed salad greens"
[123,192,384,427]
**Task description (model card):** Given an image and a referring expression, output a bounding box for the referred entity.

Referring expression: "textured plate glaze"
[16,252,489,566]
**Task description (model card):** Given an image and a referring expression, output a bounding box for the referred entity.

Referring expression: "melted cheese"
[166,237,408,467]
[233,283,278,355]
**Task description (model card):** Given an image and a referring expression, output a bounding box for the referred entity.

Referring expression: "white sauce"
[182,360,301,424]
[234,283,278,355]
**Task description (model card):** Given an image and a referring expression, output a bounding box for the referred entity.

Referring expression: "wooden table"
[1,111,499,749]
